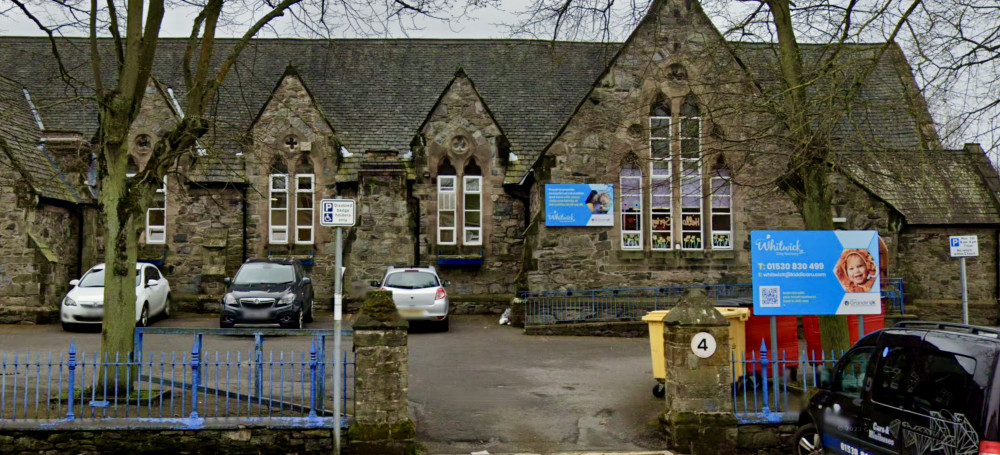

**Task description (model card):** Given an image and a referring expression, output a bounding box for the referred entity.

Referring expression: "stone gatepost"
[661,288,738,455]
[346,291,416,455]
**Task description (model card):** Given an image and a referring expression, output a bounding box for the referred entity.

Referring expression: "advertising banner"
[544,184,614,227]
[751,230,882,316]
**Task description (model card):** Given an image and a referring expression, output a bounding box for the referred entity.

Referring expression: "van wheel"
[792,423,823,455]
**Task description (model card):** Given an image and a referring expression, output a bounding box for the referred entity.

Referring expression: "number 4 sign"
[691,332,717,359]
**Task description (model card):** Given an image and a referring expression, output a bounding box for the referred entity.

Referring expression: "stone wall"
[161,184,245,312]
[0,153,82,324]
[897,227,999,324]
[411,74,526,302]
[0,424,336,455]
[245,74,343,305]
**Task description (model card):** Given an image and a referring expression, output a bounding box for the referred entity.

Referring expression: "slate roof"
[0,37,617,184]
[840,148,1000,225]
[730,42,927,150]
[0,37,995,224]
[0,75,82,203]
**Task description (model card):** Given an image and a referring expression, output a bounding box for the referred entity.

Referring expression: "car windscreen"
[383,271,439,289]
[78,267,143,287]
[79,268,106,287]
[234,263,295,285]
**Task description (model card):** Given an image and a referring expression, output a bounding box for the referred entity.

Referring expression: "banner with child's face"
[751,230,882,316]
[544,184,615,227]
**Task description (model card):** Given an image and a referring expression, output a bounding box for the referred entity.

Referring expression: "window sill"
[437,252,484,266]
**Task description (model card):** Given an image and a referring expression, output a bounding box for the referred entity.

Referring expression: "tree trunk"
[768,0,853,354]
[97,99,143,391]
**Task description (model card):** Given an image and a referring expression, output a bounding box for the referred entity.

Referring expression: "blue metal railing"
[881,277,905,314]
[521,284,752,326]
[0,333,355,428]
[731,342,841,424]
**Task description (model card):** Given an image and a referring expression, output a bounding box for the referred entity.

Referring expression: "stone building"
[1,0,998,325]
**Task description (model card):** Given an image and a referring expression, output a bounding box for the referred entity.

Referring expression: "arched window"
[711,168,732,249]
[294,156,314,244]
[620,161,643,249]
[463,159,482,246]
[679,95,703,250]
[125,157,166,244]
[626,93,726,252]
[437,158,457,245]
[269,157,290,244]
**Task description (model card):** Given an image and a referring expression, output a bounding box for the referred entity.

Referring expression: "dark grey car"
[220,258,315,329]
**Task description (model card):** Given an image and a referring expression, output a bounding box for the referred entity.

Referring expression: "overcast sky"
[0,0,620,40]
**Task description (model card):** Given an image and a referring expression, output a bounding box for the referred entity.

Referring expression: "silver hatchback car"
[371,266,451,331]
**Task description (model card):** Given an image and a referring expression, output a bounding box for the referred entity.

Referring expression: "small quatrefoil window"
[451,136,469,154]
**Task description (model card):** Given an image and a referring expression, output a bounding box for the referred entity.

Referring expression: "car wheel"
[162,294,171,319]
[281,310,303,329]
[303,298,314,323]
[137,304,149,328]
[439,317,449,332]
[61,321,75,332]
[792,423,823,455]
[220,318,235,329]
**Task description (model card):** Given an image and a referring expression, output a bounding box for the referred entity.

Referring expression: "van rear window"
[873,347,982,420]
[911,352,977,415]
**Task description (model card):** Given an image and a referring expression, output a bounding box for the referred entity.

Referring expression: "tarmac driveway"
[408,315,666,454]
[0,312,666,454]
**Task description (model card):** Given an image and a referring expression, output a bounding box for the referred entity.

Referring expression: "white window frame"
[679,116,703,251]
[650,116,672,251]
[620,164,643,250]
[294,174,314,244]
[127,173,167,244]
[269,174,289,244]
[711,169,733,250]
[463,175,482,246]
[146,177,167,244]
[437,176,457,245]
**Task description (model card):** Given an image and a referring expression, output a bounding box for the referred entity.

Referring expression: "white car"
[60,263,171,331]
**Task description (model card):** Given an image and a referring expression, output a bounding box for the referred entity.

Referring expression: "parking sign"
[320,199,356,227]
[949,235,979,257]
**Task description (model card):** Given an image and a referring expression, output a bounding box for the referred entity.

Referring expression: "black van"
[793,321,1000,455]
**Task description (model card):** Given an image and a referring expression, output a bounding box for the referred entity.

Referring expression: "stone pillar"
[661,288,738,455]
[346,291,416,455]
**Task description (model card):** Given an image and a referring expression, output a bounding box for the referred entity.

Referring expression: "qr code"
[759,286,781,307]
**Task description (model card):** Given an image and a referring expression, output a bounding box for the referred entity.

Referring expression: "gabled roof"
[840,147,1000,225]
[730,42,932,151]
[0,37,618,183]
[0,75,83,204]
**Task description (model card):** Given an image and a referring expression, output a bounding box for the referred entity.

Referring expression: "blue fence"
[522,284,752,326]
[523,278,906,327]
[882,277,905,314]
[0,329,354,428]
[731,342,841,424]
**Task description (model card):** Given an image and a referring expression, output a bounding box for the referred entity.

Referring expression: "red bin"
[744,310,798,378]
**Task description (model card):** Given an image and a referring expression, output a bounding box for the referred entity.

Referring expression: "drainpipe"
[408,179,420,266]
[241,185,248,263]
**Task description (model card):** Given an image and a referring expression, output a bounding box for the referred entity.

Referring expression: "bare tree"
[512,0,942,352]
[6,0,452,379]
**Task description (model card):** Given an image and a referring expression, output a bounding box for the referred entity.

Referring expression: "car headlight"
[278,293,296,306]
[224,294,237,306]
[62,296,77,307]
